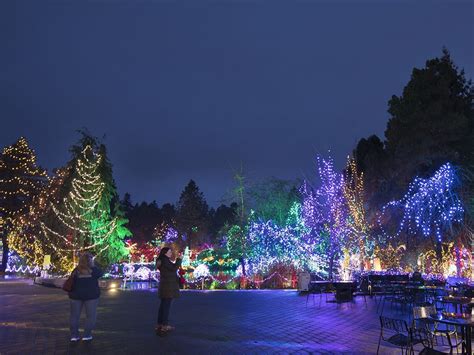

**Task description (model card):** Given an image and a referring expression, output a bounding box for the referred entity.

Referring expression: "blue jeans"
[157,298,172,325]
[70,298,99,338]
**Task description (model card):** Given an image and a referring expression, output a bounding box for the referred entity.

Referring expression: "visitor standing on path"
[156,247,182,336]
[68,253,103,342]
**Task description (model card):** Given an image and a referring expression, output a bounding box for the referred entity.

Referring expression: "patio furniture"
[412,327,451,355]
[412,305,461,354]
[441,296,474,314]
[378,284,406,315]
[429,313,474,354]
[377,315,418,354]
[306,281,325,308]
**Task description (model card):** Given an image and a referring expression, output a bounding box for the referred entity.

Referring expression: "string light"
[343,157,371,270]
[378,163,464,243]
[11,143,130,271]
[301,155,350,278]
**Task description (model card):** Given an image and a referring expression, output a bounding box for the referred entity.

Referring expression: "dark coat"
[157,256,182,299]
[68,266,103,301]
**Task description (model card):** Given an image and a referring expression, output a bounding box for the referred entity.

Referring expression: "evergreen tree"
[0,137,48,271]
[121,193,133,215]
[385,49,473,188]
[208,203,238,243]
[39,134,130,271]
[126,201,161,244]
[9,165,69,268]
[354,49,473,217]
[353,135,390,213]
[176,180,209,249]
[161,203,176,225]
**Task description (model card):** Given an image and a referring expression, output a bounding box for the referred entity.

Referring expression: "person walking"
[156,247,182,336]
[68,253,103,342]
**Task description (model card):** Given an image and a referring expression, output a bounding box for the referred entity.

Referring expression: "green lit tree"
[40,133,130,271]
[248,178,301,226]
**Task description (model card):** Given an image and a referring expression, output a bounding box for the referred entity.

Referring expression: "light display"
[301,155,350,279]
[343,157,371,270]
[37,144,130,271]
[182,246,190,267]
[0,137,48,217]
[153,221,179,245]
[379,163,464,242]
[374,244,406,271]
[193,263,210,278]
[0,137,48,269]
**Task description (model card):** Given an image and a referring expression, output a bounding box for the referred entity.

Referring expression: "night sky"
[1,1,472,206]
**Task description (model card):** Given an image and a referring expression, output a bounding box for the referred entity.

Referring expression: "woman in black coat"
[69,253,103,342]
[156,247,182,335]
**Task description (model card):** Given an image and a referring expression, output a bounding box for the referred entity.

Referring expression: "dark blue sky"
[1,1,472,206]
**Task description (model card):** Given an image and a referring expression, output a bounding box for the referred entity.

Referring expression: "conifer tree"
[176,180,209,249]
[39,134,130,271]
[0,137,48,271]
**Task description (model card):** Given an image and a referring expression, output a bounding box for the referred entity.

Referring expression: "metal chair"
[306,283,323,308]
[412,327,451,355]
[377,316,414,354]
[412,306,461,354]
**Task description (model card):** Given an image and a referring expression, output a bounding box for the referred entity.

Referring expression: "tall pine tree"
[176,180,209,249]
[39,134,130,271]
[0,137,48,271]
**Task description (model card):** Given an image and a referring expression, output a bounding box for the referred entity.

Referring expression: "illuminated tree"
[244,201,319,275]
[39,135,130,271]
[153,221,178,245]
[9,166,67,267]
[301,155,350,279]
[344,157,371,270]
[0,137,48,271]
[379,163,464,258]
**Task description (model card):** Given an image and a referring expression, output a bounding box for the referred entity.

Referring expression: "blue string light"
[379,163,464,242]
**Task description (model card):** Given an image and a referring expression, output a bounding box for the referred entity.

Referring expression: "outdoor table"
[309,281,355,303]
[440,296,474,313]
[429,313,474,355]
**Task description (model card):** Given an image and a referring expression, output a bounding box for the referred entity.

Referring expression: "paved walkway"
[0,279,413,354]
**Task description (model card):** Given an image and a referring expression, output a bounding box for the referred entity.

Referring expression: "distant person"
[68,253,103,342]
[156,247,182,336]
[411,269,424,284]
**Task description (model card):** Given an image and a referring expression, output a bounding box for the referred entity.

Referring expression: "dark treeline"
[121,180,239,248]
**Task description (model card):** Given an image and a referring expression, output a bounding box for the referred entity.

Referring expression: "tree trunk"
[456,238,462,278]
[1,234,8,272]
[328,253,334,280]
[239,257,246,276]
[359,237,365,272]
[239,257,247,289]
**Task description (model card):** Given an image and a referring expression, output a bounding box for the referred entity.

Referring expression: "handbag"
[62,271,75,292]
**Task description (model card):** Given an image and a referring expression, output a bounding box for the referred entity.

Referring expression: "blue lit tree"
[301,155,350,279]
[379,163,464,258]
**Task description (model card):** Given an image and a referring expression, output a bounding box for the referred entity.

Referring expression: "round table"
[439,296,474,313]
[429,313,473,354]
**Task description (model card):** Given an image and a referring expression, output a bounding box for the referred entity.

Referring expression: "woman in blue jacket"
[68,253,103,342]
